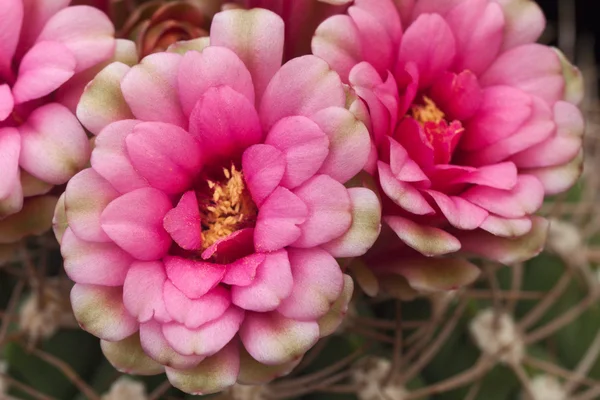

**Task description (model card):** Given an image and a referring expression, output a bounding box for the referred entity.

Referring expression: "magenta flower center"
[411,96,464,165]
[197,165,257,250]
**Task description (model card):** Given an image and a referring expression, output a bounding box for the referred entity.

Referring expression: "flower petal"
[292,175,352,248]
[311,107,371,183]
[494,0,545,51]
[120,52,186,127]
[278,248,344,320]
[385,215,461,256]
[178,45,254,117]
[123,261,170,323]
[162,306,244,357]
[101,333,164,375]
[265,116,329,189]
[455,216,549,264]
[164,256,225,299]
[378,162,435,215]
[166,340,239,395]
[12,41,76,104]
[0,196,57,244]
[210,8,284,103]
[240,311,319,365]
[61,227,133,286]
[91,120,148,194]
[0,128,21,201]
[126,122,203,194]
[260,55,345,131]
[318,274,354,337]
[77,62,135,135]
[0,0,23,77]
[19,103,90,185]
[238,347,301,385]
[100,188,173,260]
[189,85,262,165]
[163,191,202,251]
[242,144,285,207]
[426,191,489,230]
[231,250,293,312]
[254,187,308,252]
[322,188,381,258]
[71,284,138,341]
[163,282,230,329]
[65,169,119,243]
[139,320,205,370]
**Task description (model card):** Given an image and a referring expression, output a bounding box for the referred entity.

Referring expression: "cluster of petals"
[0,0,115,244]
[313,0,584,290]
[55,8,381,394]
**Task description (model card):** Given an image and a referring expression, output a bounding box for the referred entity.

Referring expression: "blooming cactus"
[313,0,584,292]
[0,0,115,243]
[56,8,381,394]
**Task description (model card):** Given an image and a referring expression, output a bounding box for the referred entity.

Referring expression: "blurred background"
[2,0,600,399]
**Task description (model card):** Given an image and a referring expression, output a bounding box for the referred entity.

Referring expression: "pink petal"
[178,46,254,117]
[123,261,171,323]
[378,162,435,216]
[210,8,284,103]
[455,216,549,264]
[238,346,302,385]
[222,253,266,286]
[398,13,456,88]
[523,153,583,195]
[101,333,164,375]
[71,284,138,341]
[139,320,204,370]
[240,311,319,365]
[12,41,75,104]
[37,5,115,73]
[163,191,202,251]
[260,55,345,132]
[426,191,488,230]
[265,116,329,189]
[429,70,483,121]
[231,250,293,312]
[0,128,21,201]
[16,0,70,61]
[278,248,344,320]
[445,0,504,75]
[461,86,533,151]
[317,274,354,337]
[65,169,119,243]
[164,256,226,299]
[388,139,430,183]
[163,282,230,329]
[61,227,133,286]
[200,228,255,263]
[100,188,173,260]
[254,187,308,252]
[312,15,362,82]
[76,62,135,136]
[0,0,23,77]
[385,215,461,256]
[493,0,545,51]
[18,103,90,185]
[480,44,563,105]
[189,85,262,165]
[126,122,203,194]
[242,144,285,207]
[91,120,149,194]
[311,107,371,183]
[480,215,533,238]
[0,85,14,121]
[120,53,186,127]
[462,174,544,219]
[162,306,244,357]
[292,175,352,248]
[448,162,518,190]
[165,340,239,395]
[322,187,382,258]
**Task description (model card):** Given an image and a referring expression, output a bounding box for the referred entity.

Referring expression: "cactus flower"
[57,8,380,394]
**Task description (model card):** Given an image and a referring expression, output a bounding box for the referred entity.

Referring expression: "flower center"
[198,165,257,250]
[411,97,464,165]
[411,96,445,125]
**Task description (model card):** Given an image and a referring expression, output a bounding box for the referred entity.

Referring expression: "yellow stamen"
[411,97,445,125]
[199,165,257,249]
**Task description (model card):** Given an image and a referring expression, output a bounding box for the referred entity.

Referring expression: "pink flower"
[56,9,380,394]
[0,0,115,242]
[312,0,584,290]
